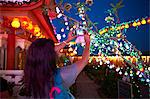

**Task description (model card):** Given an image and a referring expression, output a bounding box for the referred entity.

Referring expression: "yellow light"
[34,25,40,33]
[73,25,76,29]
[99,30,104,35]
[26,22,33,30]
[137,21,141,26]
[39,35,43,38]
[11,18,20,28]
[125,24,129,28]
[60,49,63,53]
[132,22,137,27]
[35,32,41,37]
[147,18,150,24]
[121,25,125,29]
[140,68,144,72]
[22,21,28,26]
[141,19,146,24]
[117,33,121,38]
[68,47,73,52]
[116,26,121,30]
[130,70,133,74]
[73,50,77,55]
[43,36,46,38]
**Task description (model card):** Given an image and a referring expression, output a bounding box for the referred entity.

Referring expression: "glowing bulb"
[56,34,61,40]
[27,22,33,30]
[34,25,40,33]
[73,50,77,54]
[140,68,144,72]
[147,18,150,24]
[22,21,27,26]
[137,21,141,26]
[148,67,150,71]
[124,72,128,75]
[11,18,20,28]
[106,60,110,64]
[132,22,137,27]
[61,28,64,32]
[68,47,73,52]
[116,67,120,72]
[146,79,150,83]
[56,7,60,13]
[141,19,146,24]
[130,74,133,76]
[136,71,140,75]
[62,34,66,38]
[125,24,129,28]
[100,61,103,65]
[119,71,122,75]
[65,22,68,25]
[57,13,62,18]
[139,74,142,77]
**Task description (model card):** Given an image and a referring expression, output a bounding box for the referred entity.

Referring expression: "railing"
[0,70,23,85]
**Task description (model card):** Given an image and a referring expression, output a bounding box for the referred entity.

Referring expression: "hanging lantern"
[121,24,125,29]
[22,21,28,27]
[26,22,33,30]
[137,21,141,26]
[125,24,129,28]
[141,19,146,24]
[147,17,150,24]
[132,22,137,27]
[11,18,20,28]
[34,25,40,33]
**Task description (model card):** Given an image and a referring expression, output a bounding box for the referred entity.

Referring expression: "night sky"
[53,0,149,52]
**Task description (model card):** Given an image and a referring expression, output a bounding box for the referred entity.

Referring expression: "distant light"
[124,72,128,75]
[130,74,133,76]
[146,79,150,83]
[62,34,66,38]
[100,61,103,65]
[56,7,60,13]
[56,34,61,40]
[119,71,122,75]
[148,67,150,71]
[132,22,137,27]
[141,19,146,24]
[125,24,129,28]
[136,71,140,75]
[65,22,68,25]
[139,74,142,77]
[116,67,120,72]
[35,32,41,37]
[57,13,62,18]
[61,28,64,32]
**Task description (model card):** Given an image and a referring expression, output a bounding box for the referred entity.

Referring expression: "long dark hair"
[24,38,57,98]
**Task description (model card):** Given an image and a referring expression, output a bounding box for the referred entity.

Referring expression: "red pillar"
[7,32,15,70]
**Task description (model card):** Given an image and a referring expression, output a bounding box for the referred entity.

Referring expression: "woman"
[24,31,90,98]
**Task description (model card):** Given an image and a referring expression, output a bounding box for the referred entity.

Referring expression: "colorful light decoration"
[11,18,20,28]
[52,1,150,91]
[98,17,150,35]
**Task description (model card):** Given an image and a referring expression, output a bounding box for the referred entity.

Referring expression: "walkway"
[76,72,105,99]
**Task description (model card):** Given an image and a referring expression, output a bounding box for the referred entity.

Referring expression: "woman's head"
[24,38,57,98]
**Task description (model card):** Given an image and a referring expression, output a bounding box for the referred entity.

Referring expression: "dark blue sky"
[53,0,149,51]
